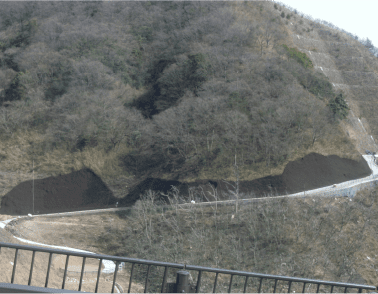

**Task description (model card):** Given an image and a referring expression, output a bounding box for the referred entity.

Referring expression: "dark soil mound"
[282,153,371,194]
[119,153,372,204]
[0,153,371,215]
[0,168,117,216]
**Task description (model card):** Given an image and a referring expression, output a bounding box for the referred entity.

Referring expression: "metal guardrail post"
[195,270,202,293]
[11,248,18,284]
[175,271,190,293]
[95,258,102,293]
[213,272,219,293]
[28,251,36,286]
[161,266,169,293]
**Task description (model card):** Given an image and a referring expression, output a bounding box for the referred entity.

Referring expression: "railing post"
[175,270,190,293]
[161,266,169,293]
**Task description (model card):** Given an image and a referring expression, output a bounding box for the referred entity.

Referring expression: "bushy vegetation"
[93,187,378,291]
[282,44,313,69]
[328,93,350,120]
[0,1,355,179]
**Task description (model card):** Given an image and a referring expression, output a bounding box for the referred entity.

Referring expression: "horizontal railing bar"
[184,265,375,290]
[0,242,184,268]
[0,241,375,291]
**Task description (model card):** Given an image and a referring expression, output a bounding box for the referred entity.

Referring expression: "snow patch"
[0,217,18,229]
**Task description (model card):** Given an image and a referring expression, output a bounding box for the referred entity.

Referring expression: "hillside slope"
[0,1,371,198]
[285,9,378,153]
[1,2,378,291]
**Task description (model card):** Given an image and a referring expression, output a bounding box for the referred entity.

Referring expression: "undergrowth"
[92,185,378,292]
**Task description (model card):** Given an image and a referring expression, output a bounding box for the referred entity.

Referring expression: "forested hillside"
[0,1,374,190]
[3,1,378,289]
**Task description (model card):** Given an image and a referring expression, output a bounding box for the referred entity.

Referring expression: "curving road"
[0,154,377,293]
[0,217,120,292]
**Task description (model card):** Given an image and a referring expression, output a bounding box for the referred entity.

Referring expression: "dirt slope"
[0,168,117,216]
[120,153,372,202]
[0,153,371,216]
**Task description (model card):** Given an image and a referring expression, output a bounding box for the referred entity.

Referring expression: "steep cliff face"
[270,2,378,154]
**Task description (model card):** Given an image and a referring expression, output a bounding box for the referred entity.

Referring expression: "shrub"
[132,25,153,42]
[328,93,349,120]
[181,53,210,95]
[299,19,303,25]
[297,72,334,99]
[282,44,313,69]
[43,59,73,102]
[286,14,291,20]
[274,4,278,9]
[227,91,249,117]
[281,12,285,18]
[3,72,27,102]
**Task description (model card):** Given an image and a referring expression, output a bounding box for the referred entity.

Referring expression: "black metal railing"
[0,241,376,293]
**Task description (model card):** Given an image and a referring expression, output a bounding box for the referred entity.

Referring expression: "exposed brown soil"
[0,153,371,216]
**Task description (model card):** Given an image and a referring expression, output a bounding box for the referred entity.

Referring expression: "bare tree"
[307,99,331,146]
[152,105,198,160]
[255,29,266,56]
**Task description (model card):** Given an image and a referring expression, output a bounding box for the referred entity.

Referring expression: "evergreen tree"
[328,93,349,120]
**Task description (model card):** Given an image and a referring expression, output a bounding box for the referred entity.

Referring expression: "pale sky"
[278,0,378,49]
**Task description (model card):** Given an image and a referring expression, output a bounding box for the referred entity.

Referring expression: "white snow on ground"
[0,217,19,229]
[365,155,378,175]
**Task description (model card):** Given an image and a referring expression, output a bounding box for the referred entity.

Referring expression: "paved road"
[0,216,119,292]
[0,154,377,289]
